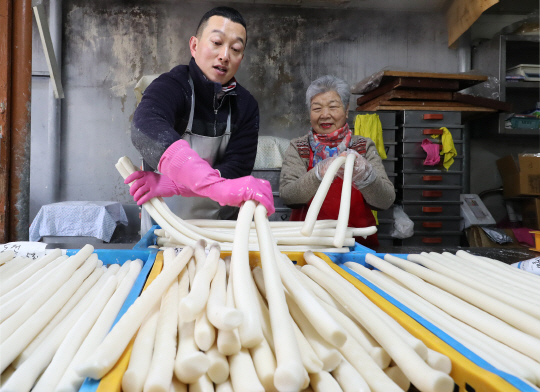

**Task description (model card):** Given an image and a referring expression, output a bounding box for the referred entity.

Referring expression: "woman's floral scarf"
[308,124,352,166]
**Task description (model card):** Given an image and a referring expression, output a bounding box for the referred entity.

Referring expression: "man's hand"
[209,176,275,215]
[124,171,198,205]
[158,140,275,215]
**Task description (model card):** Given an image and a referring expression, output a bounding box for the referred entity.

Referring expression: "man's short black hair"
[196,7,247,46]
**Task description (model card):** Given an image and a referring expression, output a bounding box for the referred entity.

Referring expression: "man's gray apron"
[140,76,232,234]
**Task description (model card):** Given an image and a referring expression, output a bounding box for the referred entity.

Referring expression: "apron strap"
[186,75,196,134]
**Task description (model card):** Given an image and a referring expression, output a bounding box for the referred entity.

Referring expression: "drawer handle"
[422,191,443,197]
[423,129,444,135]
[422,206,443,213]
[422,175,443,181]
[423,114,444,120]
[422,237,443,243]
[423,221,443,228]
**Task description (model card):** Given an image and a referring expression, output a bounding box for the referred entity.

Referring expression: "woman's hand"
[313,156,343,181]
[337,149,377,189]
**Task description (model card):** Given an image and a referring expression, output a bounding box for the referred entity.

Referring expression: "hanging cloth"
[431,127,457,170]
[421,139,441,166]
[354,114,387,160]
[289,148,379,249]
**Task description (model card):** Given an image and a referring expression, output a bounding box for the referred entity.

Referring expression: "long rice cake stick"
[231,201,263,348]
[143,255,179,392]
[0,253,97,373]
[175,263,210,384]
[77,246,193,379]
[206,343,230,384]
[207,260,242,331]
[301,156,346,237]
[254,204,305,391]
[0,265,115,392]
[302,262,454,392]
[0,249,62,296]
[57,260,143,392]
[228,348,264,392]
[366,253,540,363]
[334,153,355,248]
[383,254,540,340]
[180,244,220,322]
[31,276,118,392]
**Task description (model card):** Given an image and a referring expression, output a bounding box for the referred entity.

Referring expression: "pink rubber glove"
[158,140,275,215]
[125,171,199,206]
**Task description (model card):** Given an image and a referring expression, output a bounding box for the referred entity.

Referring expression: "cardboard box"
[522,197,540,230]
[496,154,540,198]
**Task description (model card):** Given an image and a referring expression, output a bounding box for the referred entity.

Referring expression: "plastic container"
[510,116,540,130]
[506,64,540,82]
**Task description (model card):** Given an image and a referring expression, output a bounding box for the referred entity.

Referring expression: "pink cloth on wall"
[421,139,441,166]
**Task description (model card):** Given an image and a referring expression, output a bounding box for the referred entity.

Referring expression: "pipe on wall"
[46,0,62,203]
[0,0,13,243]
[10,0,33,241]
[457,28,472,194]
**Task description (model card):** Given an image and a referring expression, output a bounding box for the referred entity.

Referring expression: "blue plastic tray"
[70,249,158,392]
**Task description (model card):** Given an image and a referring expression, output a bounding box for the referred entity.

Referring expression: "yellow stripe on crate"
[313,252,522,392]
[96,251,164,392]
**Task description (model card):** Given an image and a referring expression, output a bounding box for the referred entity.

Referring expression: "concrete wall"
[30,0,458,223]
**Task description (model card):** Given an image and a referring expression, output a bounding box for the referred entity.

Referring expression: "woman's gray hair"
[306,75,350,110]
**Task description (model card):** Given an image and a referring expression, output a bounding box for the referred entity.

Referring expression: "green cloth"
[354,114,387,160]
[431,127,457,170]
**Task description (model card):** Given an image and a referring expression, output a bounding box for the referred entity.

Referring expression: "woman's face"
[310,90,348,135]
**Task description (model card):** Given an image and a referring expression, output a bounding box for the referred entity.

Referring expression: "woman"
[279,75,395,248]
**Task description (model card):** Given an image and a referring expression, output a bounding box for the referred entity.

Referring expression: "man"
[126,7,274,220]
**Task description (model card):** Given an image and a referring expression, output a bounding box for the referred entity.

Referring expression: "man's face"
[190,16,246,85]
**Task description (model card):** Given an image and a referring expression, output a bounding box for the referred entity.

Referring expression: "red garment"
[290,148,379,249]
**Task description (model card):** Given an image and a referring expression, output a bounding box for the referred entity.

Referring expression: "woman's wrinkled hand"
[337,149,377,189]
[313,156,343,181]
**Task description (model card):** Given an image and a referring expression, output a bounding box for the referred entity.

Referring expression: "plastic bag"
[390,205,414,239]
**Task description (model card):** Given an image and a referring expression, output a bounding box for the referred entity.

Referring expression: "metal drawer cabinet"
[402,202,462,217]
[410,217,462,232]
[400,186,462,202]
[402,111,461,126]
[401,232,461,246]
[383,158,397,173]
[377,206,395,220]
[384,143,397,158]
[377,219,394,235]
[377,234,395,247]
[402,127,463,142]
[401,155,463,171]
[383,129,397,142]
[401,171,463,186]
[349,111,397,129]
[401,140,463,156]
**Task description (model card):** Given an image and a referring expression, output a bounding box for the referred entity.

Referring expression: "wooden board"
[356,103,496,113]
[379,100,473,107]
[453,92,512,112]
[446,0,499,48]
[352,70,487,95]
[356,79,458,105]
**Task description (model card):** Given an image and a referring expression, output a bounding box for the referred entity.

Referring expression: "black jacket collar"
[188,58,236,105]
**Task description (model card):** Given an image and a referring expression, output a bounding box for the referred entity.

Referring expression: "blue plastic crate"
[70,248,158,392]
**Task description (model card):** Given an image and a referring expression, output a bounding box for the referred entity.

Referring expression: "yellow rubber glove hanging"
[431,127,457,170]
[354,114,387,159]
